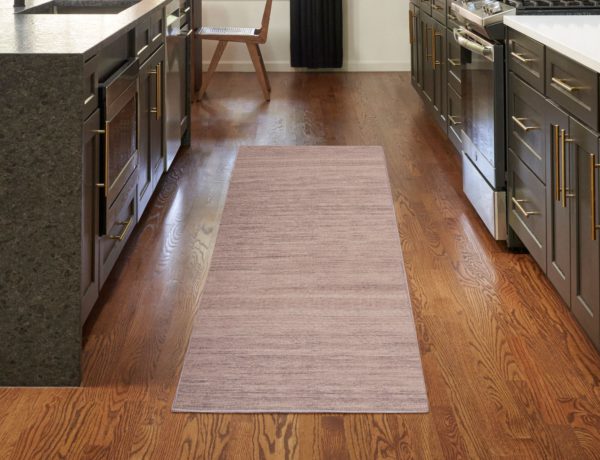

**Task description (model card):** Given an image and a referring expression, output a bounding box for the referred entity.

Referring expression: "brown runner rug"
[173,146,428,413]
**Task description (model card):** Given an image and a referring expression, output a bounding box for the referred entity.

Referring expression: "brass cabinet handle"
[183,6,191,13]
[553,125,560,202]
[152,32,163,43]
[510,51,534,63]
[589,154,600,240]
[448,13,458,21]
[511,116,539,132]
[180,28,193,37]
[448,115,461,126]
[109,218,133,241]
[447,58,460,67]
[512,197,540,218]
[432,4,442,10]
[551,77,580,93]
[561,129,568,207]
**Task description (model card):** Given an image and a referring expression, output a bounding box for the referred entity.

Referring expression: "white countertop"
[504,16,600,74]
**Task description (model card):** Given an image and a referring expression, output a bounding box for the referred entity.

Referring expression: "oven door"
[99,59,139,235]
[455,27,505,189]
[455,27,507,240]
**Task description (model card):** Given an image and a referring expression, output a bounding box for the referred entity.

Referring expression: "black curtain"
[290,0,343,69]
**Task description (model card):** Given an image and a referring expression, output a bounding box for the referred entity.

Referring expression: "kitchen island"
[0,0,200,386]
[503,16,600,352]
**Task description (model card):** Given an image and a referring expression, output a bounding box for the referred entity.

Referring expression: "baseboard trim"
[202,60,411,72]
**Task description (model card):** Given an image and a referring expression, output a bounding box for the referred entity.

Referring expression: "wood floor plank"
[1,73,599,459]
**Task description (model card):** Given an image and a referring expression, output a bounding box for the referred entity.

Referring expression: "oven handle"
[454,28,493,58]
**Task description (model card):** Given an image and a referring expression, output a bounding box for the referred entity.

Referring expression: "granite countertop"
[504,16,600,74]
[0,0,168,55]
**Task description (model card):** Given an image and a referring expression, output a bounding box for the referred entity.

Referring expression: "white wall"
[201,0,411,71]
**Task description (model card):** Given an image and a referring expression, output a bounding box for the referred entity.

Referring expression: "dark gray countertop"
[1,0,169,55]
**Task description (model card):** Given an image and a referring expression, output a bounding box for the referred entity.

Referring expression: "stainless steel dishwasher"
[165,0,187,170]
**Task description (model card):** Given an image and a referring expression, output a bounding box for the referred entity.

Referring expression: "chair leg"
[198,40,228,100]
[256,45,271,92]
[246,43,271,101]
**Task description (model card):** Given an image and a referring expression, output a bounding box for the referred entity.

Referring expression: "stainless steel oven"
[454,26,507,239]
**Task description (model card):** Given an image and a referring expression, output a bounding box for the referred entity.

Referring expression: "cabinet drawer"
[418,0,432,16]
[508,72,546,183]
[446,28,461,94]
[99,171,137,287]
[447,84,462,152]
[83,54,99,119]
[431,0,446,25]
[508,29,544,94]
[546,48,599,131]
[447,2,459,28]
[150,7,165,48]
[508,149,547,272]
[134,16,152,62]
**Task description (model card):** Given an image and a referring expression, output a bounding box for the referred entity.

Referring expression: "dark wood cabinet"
[431,18,447,130]
[545,100,571,306]
[138,45,166,217]
[508,73,547,183]
[568,117,600,349]
[420,13,434,104]
[81,110,101,324]
[409,3,421,89]
[507,28,545,94]
[546,49,599,131]
[508,148,547,271]
[505,29,600,350]
[410,4,451,141]
[447,84,462,152]
[431,0,446,25]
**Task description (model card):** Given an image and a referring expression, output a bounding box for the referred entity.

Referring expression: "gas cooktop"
[506,0,600,13]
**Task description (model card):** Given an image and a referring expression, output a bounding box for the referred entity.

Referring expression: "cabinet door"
[421,14,434,104]
[81,110,101,324]
[138,46,165,218]
[432,19,447,130]
[150,47,166,191]
[409,4,420,88]
[569,117,600,349]
[545,100,570,305]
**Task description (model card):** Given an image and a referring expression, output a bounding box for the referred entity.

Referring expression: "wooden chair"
[196,0,273,101]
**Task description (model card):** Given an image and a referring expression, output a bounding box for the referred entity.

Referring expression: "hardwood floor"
[1,72,600,459]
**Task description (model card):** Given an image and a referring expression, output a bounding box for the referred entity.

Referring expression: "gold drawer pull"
[510,51,534,63]
[553,125,561,202]
[551,77,580,93]
[589,154,600,240]
[183,6,191,13]
[512,197,540,218]
[448,115,461,126]
[448,13,458,21]
[152,32,163,43]
[432,4,442,10]
[109,218,133,241]
[512,116,539,132]
[447,58,460,67]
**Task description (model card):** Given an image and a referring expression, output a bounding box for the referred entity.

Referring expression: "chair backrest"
[256,0,273,43]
